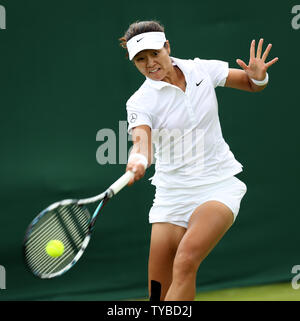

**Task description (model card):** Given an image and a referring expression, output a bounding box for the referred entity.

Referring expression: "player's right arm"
[126,125,152,186]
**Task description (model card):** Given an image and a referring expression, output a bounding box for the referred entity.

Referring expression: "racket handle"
[109,170,135,196]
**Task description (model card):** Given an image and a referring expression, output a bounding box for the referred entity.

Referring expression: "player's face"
[133,41,172,81]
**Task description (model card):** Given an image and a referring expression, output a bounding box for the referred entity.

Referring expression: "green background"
[0,0,299,300]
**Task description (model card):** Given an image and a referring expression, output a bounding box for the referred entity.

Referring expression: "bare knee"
[148,223,186,299]
[172,251,200,284]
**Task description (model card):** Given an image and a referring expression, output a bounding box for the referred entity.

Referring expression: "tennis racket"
[23,170,134,279]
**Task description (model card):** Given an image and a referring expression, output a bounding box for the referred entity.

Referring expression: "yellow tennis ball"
[46,240,64,258]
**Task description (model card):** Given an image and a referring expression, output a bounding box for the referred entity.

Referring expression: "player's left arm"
[224,38,279,92]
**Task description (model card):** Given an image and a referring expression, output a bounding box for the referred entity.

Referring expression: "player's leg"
[148,222,186,301]
[164,201,234,301]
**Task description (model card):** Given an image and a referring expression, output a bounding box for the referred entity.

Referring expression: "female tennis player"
[120,20,278,301]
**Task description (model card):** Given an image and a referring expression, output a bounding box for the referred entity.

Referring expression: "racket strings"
[24,203,90,276]
[26,212,85,272]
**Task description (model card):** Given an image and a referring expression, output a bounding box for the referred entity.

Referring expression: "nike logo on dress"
[196,80,203,86]
[137,37,144,42]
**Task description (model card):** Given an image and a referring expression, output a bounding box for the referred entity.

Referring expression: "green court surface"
[195,282,300,301]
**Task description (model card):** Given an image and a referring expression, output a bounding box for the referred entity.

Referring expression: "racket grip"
[109,170,135,196]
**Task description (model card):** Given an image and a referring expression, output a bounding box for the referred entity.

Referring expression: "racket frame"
[23,171,134,279]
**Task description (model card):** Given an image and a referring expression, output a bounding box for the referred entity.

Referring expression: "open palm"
[236,39,278,81]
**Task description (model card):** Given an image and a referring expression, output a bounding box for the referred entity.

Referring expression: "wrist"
[128,153,148,170]
[250,72,269,86]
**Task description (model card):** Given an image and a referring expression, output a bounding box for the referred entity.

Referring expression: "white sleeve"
[126,104,152,135]
[194,58,229,88]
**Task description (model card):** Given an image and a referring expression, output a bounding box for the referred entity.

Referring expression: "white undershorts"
[149,176,247,229]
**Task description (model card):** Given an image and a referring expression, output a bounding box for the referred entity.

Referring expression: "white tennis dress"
[126,57,247,228]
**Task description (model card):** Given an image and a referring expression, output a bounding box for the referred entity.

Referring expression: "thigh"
[174,201,234,270]
[148,223,186,300]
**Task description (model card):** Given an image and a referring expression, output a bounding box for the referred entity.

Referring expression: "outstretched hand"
[236,39,279,81]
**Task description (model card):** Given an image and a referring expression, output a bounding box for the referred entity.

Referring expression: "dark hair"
[119,20,166,58]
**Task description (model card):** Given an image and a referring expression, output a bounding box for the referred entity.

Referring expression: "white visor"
[127,32,166,60]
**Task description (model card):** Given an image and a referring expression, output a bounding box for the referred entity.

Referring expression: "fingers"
[236,59,248,70]
[252,38,273,59]
[262,43,279,68]
[249,38,278,69]
[250,39,256,59]
[127,167,136,186]
[126,164,146,186]
[256,38,264,59]
[265,57,279,68]
[262,43,272,62]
